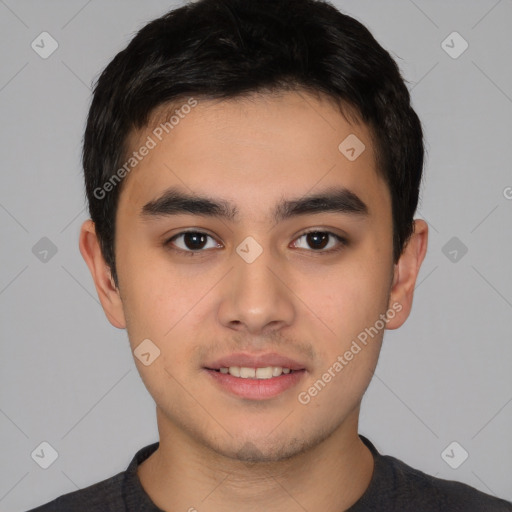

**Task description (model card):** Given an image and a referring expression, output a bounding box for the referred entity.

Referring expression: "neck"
[138,407,374,511]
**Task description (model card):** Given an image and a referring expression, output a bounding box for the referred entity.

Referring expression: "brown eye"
[293,231,347,254]
[306,232,329,250]
[166,231,221,255]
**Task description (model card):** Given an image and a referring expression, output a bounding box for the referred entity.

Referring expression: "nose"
[217,238,296,336]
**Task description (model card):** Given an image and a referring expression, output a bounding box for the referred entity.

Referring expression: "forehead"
[117,90,388,221]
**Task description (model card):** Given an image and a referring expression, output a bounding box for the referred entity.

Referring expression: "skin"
[80,90,428,511]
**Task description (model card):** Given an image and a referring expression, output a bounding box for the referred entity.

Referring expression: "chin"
[206,424,331,465]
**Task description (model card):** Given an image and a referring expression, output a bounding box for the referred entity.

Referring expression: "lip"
[204,367,307,400]
[204,352,307,371]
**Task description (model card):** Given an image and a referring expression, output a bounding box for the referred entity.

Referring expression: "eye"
[165,231,221,256]
[291,230,347,254]
[164,229,348,257]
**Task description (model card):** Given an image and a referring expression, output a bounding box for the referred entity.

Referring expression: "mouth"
[203,353,308,400]
[209,366,298,379]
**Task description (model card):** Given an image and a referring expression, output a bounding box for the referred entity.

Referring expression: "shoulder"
[380,451,512,511]
[26,441,160,512]
[25,471,125,511]
[355,436,512,512]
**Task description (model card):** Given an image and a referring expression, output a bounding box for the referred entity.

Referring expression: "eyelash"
[164,229,348,257]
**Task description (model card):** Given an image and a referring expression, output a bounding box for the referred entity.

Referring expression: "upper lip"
[204,352,307,371]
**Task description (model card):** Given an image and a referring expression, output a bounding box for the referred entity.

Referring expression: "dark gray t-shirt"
[28,436,512,511]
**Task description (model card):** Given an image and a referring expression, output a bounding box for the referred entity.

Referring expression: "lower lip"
[204,369,307,400]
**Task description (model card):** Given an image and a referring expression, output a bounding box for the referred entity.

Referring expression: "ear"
[386,219,428,329]
[79,219,126,329]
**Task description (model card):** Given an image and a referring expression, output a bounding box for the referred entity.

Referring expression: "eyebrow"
[140,185,369,224]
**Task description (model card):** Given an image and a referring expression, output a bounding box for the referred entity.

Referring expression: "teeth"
[218,366,293,379]
[255,367,273,379]
[229,366,241,377]
[240,367,256,378]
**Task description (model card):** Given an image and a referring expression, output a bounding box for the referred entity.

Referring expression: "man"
[29,0,512,510]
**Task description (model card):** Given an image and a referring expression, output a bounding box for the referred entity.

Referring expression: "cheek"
[294,268,387,413]
[118,259,204,403]
[298,256,391,344]
[116,246,183,345]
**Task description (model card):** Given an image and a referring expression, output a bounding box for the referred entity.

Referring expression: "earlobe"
[78,219,127,329]
[386,219,428,330]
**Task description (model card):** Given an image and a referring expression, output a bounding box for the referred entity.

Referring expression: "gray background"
[1,0,511,510]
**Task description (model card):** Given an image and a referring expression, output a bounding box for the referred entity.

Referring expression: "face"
[83,90,418,463]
